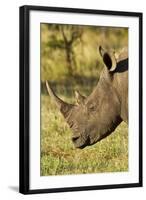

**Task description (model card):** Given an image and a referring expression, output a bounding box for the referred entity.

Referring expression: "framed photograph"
[19,5,143,194]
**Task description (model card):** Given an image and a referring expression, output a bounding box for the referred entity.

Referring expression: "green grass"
[41,94,128,176]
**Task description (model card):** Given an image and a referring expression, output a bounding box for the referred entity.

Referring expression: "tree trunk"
[65,45,73,75]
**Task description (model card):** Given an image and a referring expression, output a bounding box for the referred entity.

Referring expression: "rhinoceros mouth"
[72,135,90,149]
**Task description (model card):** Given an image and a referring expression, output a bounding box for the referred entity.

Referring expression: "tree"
[47,24,83,75]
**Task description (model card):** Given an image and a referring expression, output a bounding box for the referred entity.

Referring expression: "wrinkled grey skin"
[46,46,128,149]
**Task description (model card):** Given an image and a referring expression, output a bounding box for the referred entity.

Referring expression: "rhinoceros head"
[46,46,126,148]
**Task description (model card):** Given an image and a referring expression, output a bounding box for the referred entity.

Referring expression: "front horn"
[45,81,74,117]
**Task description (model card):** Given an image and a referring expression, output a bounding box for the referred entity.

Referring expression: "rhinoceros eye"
[88,104,95,111]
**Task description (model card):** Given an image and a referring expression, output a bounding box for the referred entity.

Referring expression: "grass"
[41,94,128,176]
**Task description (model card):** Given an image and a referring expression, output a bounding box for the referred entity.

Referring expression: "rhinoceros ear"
[75,90,86,105]
[99,46,117,72]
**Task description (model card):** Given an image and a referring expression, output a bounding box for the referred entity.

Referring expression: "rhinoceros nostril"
[72,136,80,142]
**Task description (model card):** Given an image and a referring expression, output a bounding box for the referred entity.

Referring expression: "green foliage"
[41,24,128,81]
[47,39,65,49]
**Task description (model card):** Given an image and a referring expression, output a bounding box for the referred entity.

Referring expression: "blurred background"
[40,24,128,176]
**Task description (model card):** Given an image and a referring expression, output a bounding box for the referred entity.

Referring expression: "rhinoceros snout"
[71,135,80,143]
[71,134,90,149]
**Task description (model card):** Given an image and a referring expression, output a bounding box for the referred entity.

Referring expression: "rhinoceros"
[46,46,128,149]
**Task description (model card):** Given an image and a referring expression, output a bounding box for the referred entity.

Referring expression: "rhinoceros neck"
[88,68,114,100]
[112,68,128,123]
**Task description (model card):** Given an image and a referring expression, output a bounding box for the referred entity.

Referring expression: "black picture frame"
[19,5,143,194]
